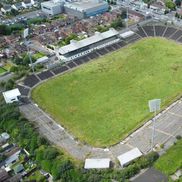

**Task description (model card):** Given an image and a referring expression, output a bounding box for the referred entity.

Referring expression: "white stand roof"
[2,88,21,104]
[117,148,142,167]
[84,158,111,169]
[120,31,135,39]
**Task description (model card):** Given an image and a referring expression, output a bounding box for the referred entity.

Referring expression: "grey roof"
[59,28,119,55]
[14,2,23,9]
[5,150,21,166]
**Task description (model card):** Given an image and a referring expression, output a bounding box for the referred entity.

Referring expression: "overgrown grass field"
[154,139,182,177]
[32,38,182,147]
[0,67,6,75]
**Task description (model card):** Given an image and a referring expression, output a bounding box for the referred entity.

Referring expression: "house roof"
[2,88,21,103]
[84,158,110,169]
[13,164,24,174]
[2,4,12,10]
[14,2,23,9]
[1,132,10,140]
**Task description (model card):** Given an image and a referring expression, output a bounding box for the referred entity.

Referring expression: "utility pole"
[148,99,161,151]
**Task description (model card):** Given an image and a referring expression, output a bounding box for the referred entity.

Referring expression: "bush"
[4,79,15,90]
[43,147,59,160]
[145,151,159,166]
[176,135,181,140]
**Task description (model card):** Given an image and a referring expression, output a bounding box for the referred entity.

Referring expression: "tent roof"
[117,148,142,167]
[84,158,110,169]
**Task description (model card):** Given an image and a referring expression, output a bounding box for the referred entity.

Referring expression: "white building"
[2,88,21,104]
[84,158,111,169]
[1,5,12,14]
[64,0,109,19]
[11,3,24,11]
[22,0,35,8]
[117,148,142,167]
[41,0,64,16]
[58,28,119,61]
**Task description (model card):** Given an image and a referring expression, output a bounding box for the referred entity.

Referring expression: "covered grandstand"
[57,28,120,62]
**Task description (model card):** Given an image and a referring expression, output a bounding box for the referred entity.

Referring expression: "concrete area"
[131,167,168,182]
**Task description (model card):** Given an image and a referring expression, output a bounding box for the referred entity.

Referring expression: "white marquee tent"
[117,148,142,167]
[84,158,111,169]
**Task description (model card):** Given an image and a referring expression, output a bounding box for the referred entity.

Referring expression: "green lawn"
[32,38,182,147]
[154,139,182,177]
[0,67,6,75]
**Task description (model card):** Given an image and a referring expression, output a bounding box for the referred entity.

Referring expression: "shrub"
[176,135,181,140]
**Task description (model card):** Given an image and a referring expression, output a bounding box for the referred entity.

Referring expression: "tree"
[43,147,59,160]
[175,0,181,6]
[10,9,19,16]
[0,24,11,35]
[165,0,176,10]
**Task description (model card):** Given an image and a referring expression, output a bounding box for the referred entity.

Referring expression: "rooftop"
[59,28,119,55]
[2,88,21,104]
[84,158,110,169]
[64,0,108,11]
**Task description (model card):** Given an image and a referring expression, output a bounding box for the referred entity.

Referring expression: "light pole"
[126,0,129,29]
[148,99,161,151]
[23,28,34,73]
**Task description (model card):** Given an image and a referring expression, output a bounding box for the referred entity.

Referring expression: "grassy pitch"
[32,38,182,147]
[154,139,182,178]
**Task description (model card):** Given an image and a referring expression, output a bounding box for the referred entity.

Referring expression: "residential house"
[11,2,23,11]
[22,0,35,8]
[1,5,12,14]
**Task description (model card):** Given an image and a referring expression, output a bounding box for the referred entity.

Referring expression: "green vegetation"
[33,52,45,60]
[58,33,85,47]
[0,67,6,75]
[27,17,48,25]
[154,139,182,176]
[25,170,46,181]
[165,0,176,10]
[33,38,182,147]
[0,23,25,36]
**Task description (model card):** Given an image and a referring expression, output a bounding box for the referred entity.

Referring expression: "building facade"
[41,1,64,16]
[41,0,109,18]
